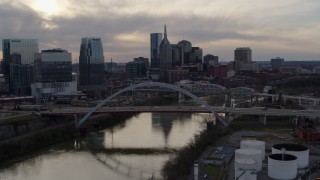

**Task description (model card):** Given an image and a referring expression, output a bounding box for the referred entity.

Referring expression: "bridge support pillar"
[290,116,299,126]
[225,93,231,107]
[74,114,78,126]
[298,99,302,105]
[259,115,267,125]
[179,92,185,103]
[225,113,232,123]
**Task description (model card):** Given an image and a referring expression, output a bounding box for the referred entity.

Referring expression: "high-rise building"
[171,44,179,67]
[150,33,162,68]
[271,57,284,70]
[79,37,105,87]
[159,25,172,81]
[133,57,149,70]
[234,47,252,63]
[34,49,72,83]
[126,62,147,79]
[204,54,219,65]
[31,49,76,100]
[234,47,253,72]
[9,53,33,95]
[2,39,38,72]
[189,47,203,65]
[177,40,192,65]
[2,39,38,94]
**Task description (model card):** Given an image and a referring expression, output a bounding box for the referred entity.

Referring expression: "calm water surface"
[0,113,204,180]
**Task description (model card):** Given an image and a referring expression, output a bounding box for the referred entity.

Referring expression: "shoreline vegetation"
[0,112,136,162]
[161,123,228,179]
[161,115,295,179]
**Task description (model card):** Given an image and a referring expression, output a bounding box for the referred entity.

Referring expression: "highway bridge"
[37,81,320,128]
[40,106,320,117]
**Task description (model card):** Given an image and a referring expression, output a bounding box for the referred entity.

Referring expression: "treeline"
[0,113,136,162]
[274,77,320,89]
[161,126,228,179]
[0,123,76,161]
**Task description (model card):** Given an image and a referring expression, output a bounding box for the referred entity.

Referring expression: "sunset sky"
[0,0,319,63]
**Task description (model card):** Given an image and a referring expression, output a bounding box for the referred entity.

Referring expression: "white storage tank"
[235,158,257,180]
[272,143,309,168]
[241,140,265,160]
[268,153,297,179]
[235,149,262,171]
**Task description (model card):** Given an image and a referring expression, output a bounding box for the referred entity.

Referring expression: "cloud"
[0,0,319,63]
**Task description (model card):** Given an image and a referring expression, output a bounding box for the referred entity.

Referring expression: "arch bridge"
[76,82,227,128]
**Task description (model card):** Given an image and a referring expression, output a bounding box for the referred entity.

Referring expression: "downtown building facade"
[271,57,284,70]
[151,26,204,82]
[159,25,172,81]
[233,47,257,72]
[9,53,33,95]
[79,37,105,90]
[31,49,76,100]
[150,33,162,68]
[2,39,38,95]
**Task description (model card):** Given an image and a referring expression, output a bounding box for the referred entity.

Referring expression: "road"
[37,106,320,117]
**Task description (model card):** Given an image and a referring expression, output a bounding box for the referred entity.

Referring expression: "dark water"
[0,113,204,180]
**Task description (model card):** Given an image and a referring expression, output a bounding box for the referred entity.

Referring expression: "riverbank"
[0,112,136,162]
[160,114,299,179]
[161,123,229,179]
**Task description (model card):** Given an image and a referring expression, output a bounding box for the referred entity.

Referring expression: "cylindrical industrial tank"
[268,153,297,180]
[235,158,257,180]
[272,143,309,168]
[235,149,262,171]
[241,140,265,160]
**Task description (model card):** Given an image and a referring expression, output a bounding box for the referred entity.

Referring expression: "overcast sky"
[0,0,319,63]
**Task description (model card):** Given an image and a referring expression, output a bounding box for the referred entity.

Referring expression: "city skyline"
[0,0,319,63]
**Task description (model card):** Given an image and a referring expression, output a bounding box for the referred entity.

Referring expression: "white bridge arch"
[77,82,227,128]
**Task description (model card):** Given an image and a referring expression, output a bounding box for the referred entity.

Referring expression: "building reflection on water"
[151,113,192,146]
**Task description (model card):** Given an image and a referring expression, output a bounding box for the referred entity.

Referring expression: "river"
[0,112,204,180]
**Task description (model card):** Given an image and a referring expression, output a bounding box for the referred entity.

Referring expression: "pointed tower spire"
[164,24,167,39]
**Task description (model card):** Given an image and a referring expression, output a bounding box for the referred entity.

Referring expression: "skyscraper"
[79,37,105,87]
[34,49,72,83]
[2,39,38,94]
[234,47,254,72]
[271,57,284,70]
[9,53,33,95]
[150,33,162,68]
[32,49,76,100]
[2,39,38,70]
[177,40,192,65]
[234,47,252,63]
[159,25,172,81]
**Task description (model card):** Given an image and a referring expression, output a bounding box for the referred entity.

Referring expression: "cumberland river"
[0,113,204,180]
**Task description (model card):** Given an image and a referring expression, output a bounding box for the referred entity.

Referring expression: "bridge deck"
[39,106,320,117]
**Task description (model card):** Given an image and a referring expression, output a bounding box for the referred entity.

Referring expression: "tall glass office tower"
[2,39,38,75]
[150,33,162,68]
[2,39,38,94]
[159,25,172,81]
[79,37,105,86]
